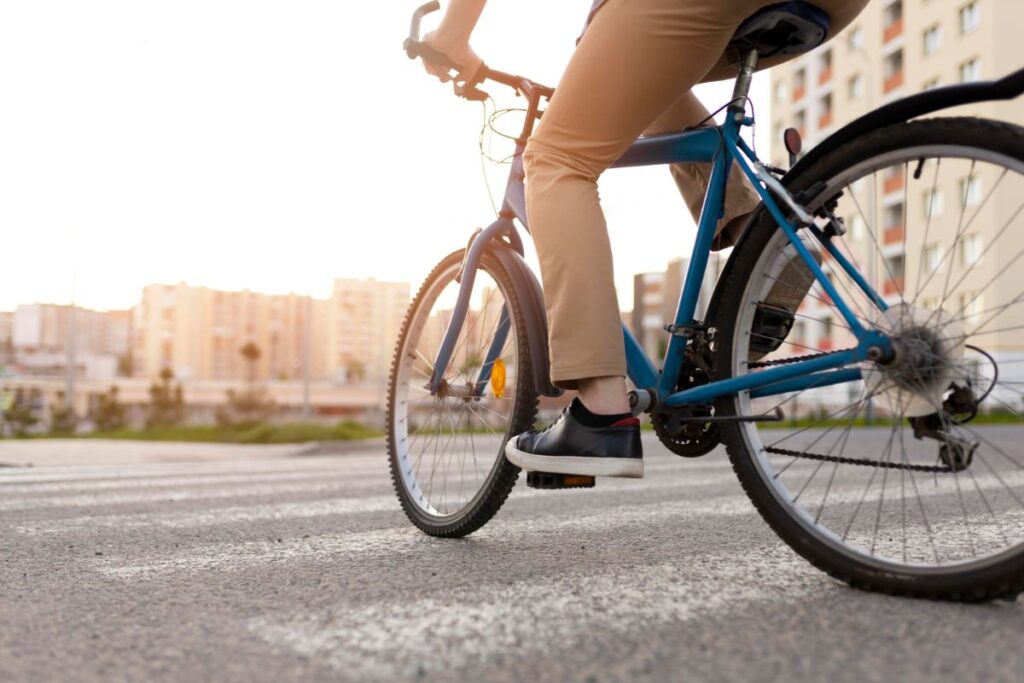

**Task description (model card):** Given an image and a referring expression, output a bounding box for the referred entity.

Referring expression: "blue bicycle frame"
[427,72,892,409]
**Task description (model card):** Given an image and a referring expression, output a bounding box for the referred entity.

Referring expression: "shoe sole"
[504,441,644,478]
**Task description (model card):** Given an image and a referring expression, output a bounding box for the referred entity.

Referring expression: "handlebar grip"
[403,39,459,71]
[408,1,441,42]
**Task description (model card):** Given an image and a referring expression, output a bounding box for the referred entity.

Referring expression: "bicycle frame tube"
[429,100,890,406]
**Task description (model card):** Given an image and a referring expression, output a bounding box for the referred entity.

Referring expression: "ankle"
[576,376,630,415]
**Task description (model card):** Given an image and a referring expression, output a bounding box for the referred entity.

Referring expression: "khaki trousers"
[523,0,866,390]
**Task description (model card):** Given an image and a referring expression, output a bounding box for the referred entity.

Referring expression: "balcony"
[883,171,904,194]
[792,84,806,102]
[818,66,833,85]
[819,337,834,352]
[818,112,833,129]
[883,276,905,296]
[884,70,905,93]
[883,225,905,245]
[884,17,904,43]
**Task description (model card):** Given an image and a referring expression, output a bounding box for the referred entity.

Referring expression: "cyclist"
[419,0,869,478]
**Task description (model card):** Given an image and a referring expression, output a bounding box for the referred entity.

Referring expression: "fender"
[788,66,1024,182]
[487,241,564,398]
[706,66,1024,337]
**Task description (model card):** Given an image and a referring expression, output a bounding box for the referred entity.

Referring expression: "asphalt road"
[2,433,1023,683]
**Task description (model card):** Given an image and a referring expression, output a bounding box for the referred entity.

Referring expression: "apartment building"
[770,1,1019,352]
[770,0,1014,163]
[631,254,724,361]
[133,284,330,382]
[7,304,132,379]
[326,278,409,383]
[768,0,1023,408]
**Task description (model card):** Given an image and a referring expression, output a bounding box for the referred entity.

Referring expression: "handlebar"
[403,1,553,102]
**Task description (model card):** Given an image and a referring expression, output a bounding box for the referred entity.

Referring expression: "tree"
[240,341,261,384]
[3,394,39,437]
[216,342,274,427]
[117,353,134,377]
[93,385,127,432]
[146,367,186,428]
[48,391,77,435]
[345,358,366,384]
[215,386,275,428]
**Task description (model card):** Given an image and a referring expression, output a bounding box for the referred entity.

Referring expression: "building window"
[848,73,864,100]
[818,93,833,129]
[774,79,788,103]
[961,174,983,206]
[960,2,981,34]
[923,24,942,56]
[959,292,983,322]
[961,234,983,267]
[883,1,904,43]
[884,49,904,92]
[959,58,981,83]
[818,49,833,84]
[922,77,942,91]
[884,253,906,295]
[847,214,865,241]
[924,187,944,218]
[923,243,941,273]
[848,26,864,51]
[793,68,807,101]
[794,109,807,136]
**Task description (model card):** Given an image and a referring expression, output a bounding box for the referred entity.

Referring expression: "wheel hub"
[863,303,966,417]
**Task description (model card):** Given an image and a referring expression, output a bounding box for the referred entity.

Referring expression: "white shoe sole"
[504,441,644,478]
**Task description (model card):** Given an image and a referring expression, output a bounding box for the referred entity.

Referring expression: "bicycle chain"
[747,350,844,368]
[753,351,953,472]
[763,446,952,472]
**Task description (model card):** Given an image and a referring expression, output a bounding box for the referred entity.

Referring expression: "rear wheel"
[715,118,1024,600]
[386,248,538,537]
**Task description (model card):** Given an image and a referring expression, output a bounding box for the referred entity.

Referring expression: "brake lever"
[454,82,489,101]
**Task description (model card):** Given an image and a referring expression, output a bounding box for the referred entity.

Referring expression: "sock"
[569,397,637,428]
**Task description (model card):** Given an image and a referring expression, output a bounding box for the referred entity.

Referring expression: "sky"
[0,1,771,313]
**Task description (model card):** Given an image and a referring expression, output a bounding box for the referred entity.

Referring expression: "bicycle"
[388,0,1024,601]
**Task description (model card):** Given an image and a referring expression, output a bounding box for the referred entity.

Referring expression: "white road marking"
[92,494,759,579]
[246,546,827,681]
[14,472,742,535]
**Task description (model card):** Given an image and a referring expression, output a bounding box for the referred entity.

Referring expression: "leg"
[644,91,761,250]
[524,0,756,395]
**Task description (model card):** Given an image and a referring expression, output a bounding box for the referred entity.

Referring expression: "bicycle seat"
[727,1,831,61]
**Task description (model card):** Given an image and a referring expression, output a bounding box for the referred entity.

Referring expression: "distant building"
[9,304,131,380]
[133,283,330,382]
[327,278,409,383]
[770,0,1024,355]
[631,255,723,362]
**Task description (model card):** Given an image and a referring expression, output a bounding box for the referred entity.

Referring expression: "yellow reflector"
[491,358,506,398]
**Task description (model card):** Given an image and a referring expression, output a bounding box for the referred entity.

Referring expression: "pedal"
[526,471,595,489]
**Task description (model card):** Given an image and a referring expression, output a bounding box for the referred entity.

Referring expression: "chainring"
[653,340,721,458]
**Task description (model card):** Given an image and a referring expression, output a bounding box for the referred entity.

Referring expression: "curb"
[292,437,387,457]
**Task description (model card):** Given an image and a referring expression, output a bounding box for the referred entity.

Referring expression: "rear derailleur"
[908,383,980,473]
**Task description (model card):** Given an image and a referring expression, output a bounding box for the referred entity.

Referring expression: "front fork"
[427,220,516,399]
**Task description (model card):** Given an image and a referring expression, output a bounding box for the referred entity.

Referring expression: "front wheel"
[715,117,1024,600]
[386,248,538,537]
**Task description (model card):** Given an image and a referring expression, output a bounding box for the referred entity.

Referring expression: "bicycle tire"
[387,248,538,537]
[714,117,1024,601]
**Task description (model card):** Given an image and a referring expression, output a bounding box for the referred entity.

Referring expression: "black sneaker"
[504,402,643,478]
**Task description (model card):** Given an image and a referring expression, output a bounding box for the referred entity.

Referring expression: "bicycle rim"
[389,251,530,529]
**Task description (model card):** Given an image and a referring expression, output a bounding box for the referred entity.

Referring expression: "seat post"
[729,50,760,121]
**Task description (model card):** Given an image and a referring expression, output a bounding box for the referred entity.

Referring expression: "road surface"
[2,433,1022,682]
